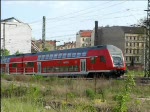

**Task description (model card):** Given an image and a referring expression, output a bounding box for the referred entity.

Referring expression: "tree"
[138,18,147,26]
[0,49,10,56]
[43,48,49,52]
[132,17,148,27]
[15,50,23,55]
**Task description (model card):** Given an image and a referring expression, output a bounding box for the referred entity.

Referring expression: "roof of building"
[98,26,144,34]
[1,17,22,23]
[1,17,32,30]
[120,26,144,34]
[80,31,92,37]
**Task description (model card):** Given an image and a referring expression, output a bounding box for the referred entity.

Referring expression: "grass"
[1,71,150,112]
[2,97,47,112]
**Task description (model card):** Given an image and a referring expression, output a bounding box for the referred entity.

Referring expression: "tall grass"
[1,72,150,112]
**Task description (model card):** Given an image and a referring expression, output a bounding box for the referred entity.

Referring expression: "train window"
[91,57,96,64]
[43,68,47,73]
[60,67,64,72]
[62,53,67,58]
[54,54,58,59]
[49,54,53,59]
[58,53,63,59]
[72,53,76,58]
[77,52,81,57]
[12,63,17,67]
[27,62,34,67]
[45,54,49,60]
[55,67,60,72]
[64,66,68,72]
[67,53,71,58]
[38,55,42,60]
[81,52,87,57]
[41,55,45,60]
[74,66,79,71]
[7,58,10,63]
[69,66,74,72]
[100,56,106,63]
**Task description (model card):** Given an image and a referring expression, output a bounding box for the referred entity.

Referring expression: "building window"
[82,44,85,47]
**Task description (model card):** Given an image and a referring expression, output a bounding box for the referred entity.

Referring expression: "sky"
[2,0,147,45]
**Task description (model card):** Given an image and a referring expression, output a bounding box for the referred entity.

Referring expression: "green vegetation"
[1,72,150,112]
[0,49,10,56]
[15,50,23,55]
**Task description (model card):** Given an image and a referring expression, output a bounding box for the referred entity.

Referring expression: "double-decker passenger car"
[0,45,126,78]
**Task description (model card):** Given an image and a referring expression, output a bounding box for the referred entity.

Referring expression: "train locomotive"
[0,45,126,78]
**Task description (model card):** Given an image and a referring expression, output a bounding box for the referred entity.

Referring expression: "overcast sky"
[2,1,147,45]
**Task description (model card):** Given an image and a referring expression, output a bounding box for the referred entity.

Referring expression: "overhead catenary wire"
[29,1,126,26]
[32,8,145,32]
[28,1,112,24]
[32,12,145,33]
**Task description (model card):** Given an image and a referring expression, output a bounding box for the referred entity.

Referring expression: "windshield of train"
[112,55,123,67]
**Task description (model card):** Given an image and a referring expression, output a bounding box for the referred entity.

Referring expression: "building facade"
[57,41,76,50]
[1,17,32,55]
[91,26,145,67]
[76,30,92,48]
[124,33,145,66]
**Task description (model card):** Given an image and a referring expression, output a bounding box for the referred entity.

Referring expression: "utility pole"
[1,23,6,60]
[94,21,98,46]
[42,16,46,51]
[144,0,150,77]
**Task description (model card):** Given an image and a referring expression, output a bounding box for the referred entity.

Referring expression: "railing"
[31,41,41,52]
[1,67,35,75]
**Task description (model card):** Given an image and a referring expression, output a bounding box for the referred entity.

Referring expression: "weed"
[114,72,135,112]
[86,88,95,100]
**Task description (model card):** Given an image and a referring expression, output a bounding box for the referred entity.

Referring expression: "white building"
[76,30,92,48]
[1,17,32,55]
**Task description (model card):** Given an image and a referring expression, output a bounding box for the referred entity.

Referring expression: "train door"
[6,64,9,74]
[80,59,86,73]
[37,62,41,74]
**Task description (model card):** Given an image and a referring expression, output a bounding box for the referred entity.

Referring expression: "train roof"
[1,45,120,58]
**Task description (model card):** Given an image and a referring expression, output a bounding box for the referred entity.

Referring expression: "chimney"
[94,21,98,46]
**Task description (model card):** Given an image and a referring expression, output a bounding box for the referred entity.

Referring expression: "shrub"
[86,89,95,100]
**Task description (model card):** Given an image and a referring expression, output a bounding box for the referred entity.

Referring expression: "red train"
[0,45,126,78]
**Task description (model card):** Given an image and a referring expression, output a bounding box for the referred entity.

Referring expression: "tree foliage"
[0,49,10,56]
[15,50,23,55]
[43,48,49,52]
